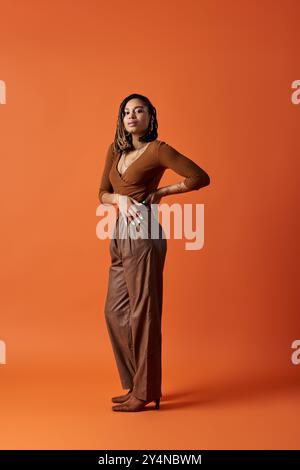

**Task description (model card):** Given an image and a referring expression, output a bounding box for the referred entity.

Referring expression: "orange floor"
[1,359,299,450]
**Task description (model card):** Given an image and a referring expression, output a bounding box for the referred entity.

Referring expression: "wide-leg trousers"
[104,204,167,401]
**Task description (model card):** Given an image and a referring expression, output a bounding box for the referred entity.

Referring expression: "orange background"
[1,0,300,449]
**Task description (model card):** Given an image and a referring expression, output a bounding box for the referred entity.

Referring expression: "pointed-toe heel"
[111,389,133,403]
[112,396,161,412]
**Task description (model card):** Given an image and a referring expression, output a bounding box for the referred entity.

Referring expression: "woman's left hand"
[142,189,163,205]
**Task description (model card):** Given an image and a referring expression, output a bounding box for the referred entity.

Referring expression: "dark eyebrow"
[124,105,144,111]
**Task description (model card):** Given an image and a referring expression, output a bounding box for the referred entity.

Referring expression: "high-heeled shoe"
[112,395,160,412]
[111,388,133,403]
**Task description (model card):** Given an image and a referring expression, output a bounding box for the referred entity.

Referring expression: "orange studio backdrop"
[1,0,300,450]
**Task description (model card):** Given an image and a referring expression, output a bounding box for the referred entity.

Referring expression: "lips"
[128,122,138,126]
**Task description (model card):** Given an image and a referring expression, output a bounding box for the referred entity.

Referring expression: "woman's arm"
[98,143,120,205]
[156,180,190,199]
[156,141,210,197]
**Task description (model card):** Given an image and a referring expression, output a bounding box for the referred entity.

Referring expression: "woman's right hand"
[117,195,144,226]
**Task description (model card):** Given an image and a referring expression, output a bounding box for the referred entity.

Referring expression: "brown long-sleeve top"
[98,139,210,204]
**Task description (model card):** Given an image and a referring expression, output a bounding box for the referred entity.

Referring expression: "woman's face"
[123,98,150,136]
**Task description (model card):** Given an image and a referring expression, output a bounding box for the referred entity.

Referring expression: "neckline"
[115,140,156,181]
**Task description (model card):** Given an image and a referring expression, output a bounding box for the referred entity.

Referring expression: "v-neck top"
[98,139,210,204]
[116,142,152,178]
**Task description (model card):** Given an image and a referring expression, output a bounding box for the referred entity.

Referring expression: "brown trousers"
[104,205,167,401]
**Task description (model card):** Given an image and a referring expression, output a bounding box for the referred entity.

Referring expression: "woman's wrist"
[101,192,120,205]
[113,193,120,205]
[156,187,168,198]
[158,182,187,198]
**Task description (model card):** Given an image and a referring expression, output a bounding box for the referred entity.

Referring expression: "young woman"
[98,93,210,412]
